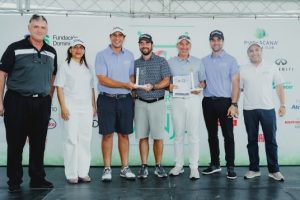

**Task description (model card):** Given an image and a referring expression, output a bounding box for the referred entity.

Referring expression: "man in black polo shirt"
[0,14,57,192]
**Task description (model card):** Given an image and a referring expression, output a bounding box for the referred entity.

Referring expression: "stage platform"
[0,166,299,200]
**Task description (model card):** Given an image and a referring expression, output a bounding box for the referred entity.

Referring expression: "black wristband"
[231,102,238,108]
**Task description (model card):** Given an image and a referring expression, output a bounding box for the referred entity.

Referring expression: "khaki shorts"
[134,99,166,139]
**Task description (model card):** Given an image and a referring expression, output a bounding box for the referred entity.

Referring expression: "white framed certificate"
[173,75,191,98]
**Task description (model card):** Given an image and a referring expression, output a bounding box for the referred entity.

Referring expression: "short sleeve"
[230,58,239,79]
[160,58,171,78]
[198,60,206,81]
[95,52,107,76]
[54,63,66,87]
[0,44,15,73]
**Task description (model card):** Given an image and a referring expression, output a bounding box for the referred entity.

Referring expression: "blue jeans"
[243,109,279,173]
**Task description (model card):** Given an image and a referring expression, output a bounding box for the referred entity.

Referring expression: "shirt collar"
[140,52,155,61]
[176,55,191,62]
[210,50,226,58]
[108,44,124,54]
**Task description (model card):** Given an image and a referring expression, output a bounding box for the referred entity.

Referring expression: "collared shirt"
[54,59,94,101]
[202,50,239,98]
[135,53,171,100]
[0,36,57,96]
[240,61,284,110]
[95,45,134,94]
[168,55,206,88]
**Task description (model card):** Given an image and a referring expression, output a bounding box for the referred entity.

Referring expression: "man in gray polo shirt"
[168,35,206,180]
[134,34,171,178]
[0,14,57,192]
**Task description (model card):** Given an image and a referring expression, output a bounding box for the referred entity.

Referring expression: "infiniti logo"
[275,58,287,65]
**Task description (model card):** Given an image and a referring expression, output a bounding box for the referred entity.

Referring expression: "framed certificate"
[173,75,191,97]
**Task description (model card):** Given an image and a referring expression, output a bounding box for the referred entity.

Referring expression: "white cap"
[177,35,191,44]
[70,39,85,48]
[247,42,262,50]
[110,26,126,36]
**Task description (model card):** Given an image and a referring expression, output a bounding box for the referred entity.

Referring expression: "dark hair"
[29,14,47,24]
[66,46,89,68]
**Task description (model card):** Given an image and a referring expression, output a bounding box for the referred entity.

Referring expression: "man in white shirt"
[240,42,286,181]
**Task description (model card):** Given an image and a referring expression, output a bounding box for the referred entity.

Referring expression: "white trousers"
[63,97,93,179]
[171,95,201,169]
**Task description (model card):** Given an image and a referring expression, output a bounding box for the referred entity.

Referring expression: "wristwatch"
[231,102,238,108]
[280,104,286,108]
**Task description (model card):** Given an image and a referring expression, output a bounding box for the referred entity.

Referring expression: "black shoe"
[227,167,237,180]
[8,185,21,193]
[30,179,54,189]
[202,165,221,175]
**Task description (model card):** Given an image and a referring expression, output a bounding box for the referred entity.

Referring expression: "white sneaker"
[189,168,200,180]
[169,166,184,176]
[120,166,136,180]
[102,167,112,182]
[244,171,261,179]
[268,172,284,182]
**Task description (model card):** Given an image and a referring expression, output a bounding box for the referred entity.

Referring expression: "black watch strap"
[231,102,238,108]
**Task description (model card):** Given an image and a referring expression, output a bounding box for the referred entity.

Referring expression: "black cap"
[209,30,224,40]
[138,34,153,43]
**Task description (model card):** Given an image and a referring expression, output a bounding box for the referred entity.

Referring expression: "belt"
[136,96,164,103]
[99,92,130,99]
[205,96,230,100]
[7,90,47,98]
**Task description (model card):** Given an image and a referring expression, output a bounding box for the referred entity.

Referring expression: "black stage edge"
[0,166,300,200]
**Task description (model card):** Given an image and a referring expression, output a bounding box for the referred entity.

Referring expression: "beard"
[140,47,152,56]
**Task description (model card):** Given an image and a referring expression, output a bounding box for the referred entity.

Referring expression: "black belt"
[7,90,47,98]
[205,96,230,100]
[136,96,164,103]
[99,92,130,99]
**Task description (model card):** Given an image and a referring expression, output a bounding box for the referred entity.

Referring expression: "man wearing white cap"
[55,39,96,184]
[240,42,286,181]
[95,26,136,181]
[168,35,206,179]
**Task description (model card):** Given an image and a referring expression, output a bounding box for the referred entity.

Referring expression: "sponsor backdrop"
[0,15,299,166]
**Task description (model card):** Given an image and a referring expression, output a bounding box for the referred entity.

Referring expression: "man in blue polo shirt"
[95,26,136,181]
[201,30,239,179]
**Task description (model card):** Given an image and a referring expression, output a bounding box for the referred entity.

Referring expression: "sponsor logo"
[290,100,300,110]
[244,28,279,50]
[275,58,294,72]
[92,120,99,128]
[272,82,293,90]
[48,118,57,129]
[50,35,79,47]
[258,133,265,143]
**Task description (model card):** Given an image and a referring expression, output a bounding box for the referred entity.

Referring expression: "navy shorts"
[97,93,134,135]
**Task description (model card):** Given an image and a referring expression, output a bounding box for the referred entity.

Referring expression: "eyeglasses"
[32,51,48,64]
[29,14,47,23]
[178,35,190,40]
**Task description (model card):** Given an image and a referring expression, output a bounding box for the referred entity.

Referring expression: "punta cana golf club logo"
[244,28,279,50]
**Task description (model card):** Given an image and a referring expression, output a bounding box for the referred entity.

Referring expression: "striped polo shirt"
[0,36,57,96]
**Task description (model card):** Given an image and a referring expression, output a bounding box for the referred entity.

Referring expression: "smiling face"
[110,32,125,49]
[209,37,224,53]
[28,19,48,42]
[247,44,262,65]
[177,39,191,57]
[139,40,153,56]
[70,44,85,60]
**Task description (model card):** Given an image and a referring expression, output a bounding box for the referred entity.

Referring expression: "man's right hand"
[0,102,4,116]
[125,82,136,90]
[61,106,70,121]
